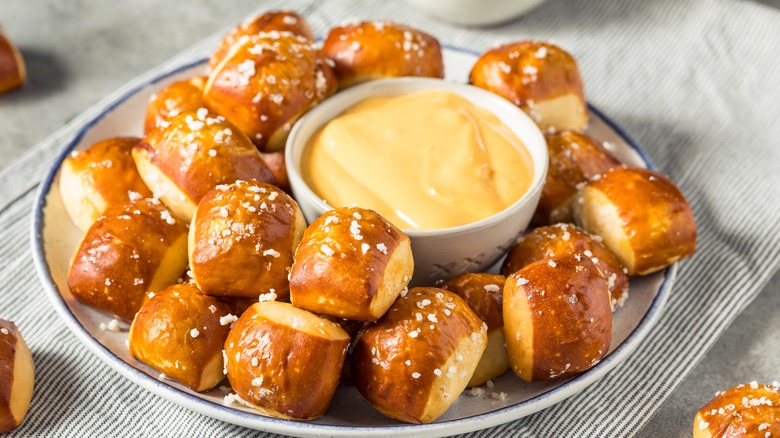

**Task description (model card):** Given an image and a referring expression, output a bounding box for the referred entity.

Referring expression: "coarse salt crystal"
[263,249,281,258]
[469,387,485,397]
[106,319,121,332]
[484,284,500,292]
[190,328,200,338]
[220,314,238,326]
[258,290,277,302]
[320,244,335,256]
[361,243,370,254]
[128,191,143,201]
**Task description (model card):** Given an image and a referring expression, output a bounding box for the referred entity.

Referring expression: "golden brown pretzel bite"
[351,287,487,424]
[204,31,337,151]
[143,76,207,134]
[573,166,697,275]
[438,273,509,387]
[189,180,306,300]
[132,108,276,222]
[224,301,350,420]
[259,151,290,194]
[0,321,34,432]
[533,130,620,225]
[128,283,232,391]
[209,11,314,72]
[501,223,629,310]
[504,253,612,382]
[289,207,414,322]
[67,199,189,322]
[0,27,25,93]
[59,136,153,232]
[694,382,780,438]
[322,21,444,89]
[469,41,587,133]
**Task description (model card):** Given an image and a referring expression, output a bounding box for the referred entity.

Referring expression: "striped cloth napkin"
[2,0,779,436]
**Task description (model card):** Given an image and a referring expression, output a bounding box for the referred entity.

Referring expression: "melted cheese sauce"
[302,90,534,230]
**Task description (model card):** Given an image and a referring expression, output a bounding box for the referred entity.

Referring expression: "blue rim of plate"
[29,45,674,437]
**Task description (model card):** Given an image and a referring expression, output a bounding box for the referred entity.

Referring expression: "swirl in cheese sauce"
[302,90,534,230]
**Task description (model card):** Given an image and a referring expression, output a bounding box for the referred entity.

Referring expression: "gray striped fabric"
[3,0,780,436]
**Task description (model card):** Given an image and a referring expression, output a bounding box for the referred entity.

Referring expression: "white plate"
[31,46,674,437]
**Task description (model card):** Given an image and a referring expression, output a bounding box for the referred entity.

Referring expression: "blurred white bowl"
[285,77,548,284]
[405,0,547,26]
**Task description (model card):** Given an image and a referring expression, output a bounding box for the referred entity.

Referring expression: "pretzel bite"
[204,31,337,151]
[533,131,620,225]
[59,136,153,232]
[316,315,367,386]
[189,180,306,300]
[289,207,414,322]
[0,27,25,94]
[259,151,290,193]
[322,21,444,89]
[0,321,34,432]
[208,11,314,72]
[351,287,487,424]
[501,224,629,310]
[504,253,612,382]
[143,76,207,134]
[132,108,276,222]
[128,284,232,391]
[67,199,189,322]
[469,41,587,133]
[573,166,697,276]
[694,382,780,437]
[438,273,508,387]
[224,301,350,420]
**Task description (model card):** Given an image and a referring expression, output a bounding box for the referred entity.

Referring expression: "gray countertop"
[1,0,778,436]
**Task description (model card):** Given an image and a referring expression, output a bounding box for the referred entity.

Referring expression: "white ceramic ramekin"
[405,0,548,26]
[285,77,548,284]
